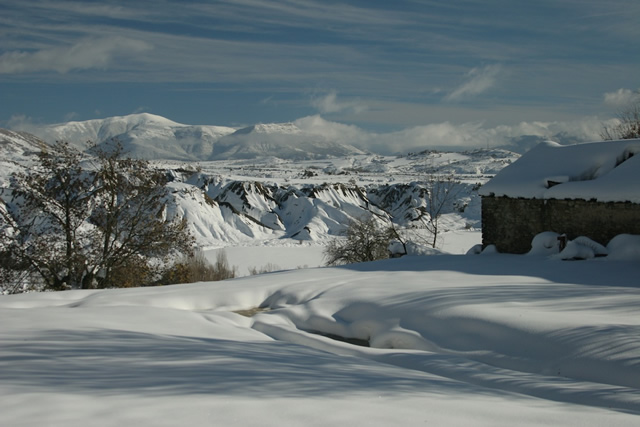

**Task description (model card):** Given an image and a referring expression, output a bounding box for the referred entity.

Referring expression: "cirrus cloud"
[310,90,368,114]
[603,88,640,108]
[444,65,503,102]
[0,37,152,74]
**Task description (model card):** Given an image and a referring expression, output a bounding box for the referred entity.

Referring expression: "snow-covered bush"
[480,244,498,255]
[466,244,483,255]
[607,234,640,261]
[528,231,611,260]
[528,231,562,256]
[552,240,597,260]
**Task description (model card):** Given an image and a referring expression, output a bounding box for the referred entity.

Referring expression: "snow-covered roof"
[479,139,640,203]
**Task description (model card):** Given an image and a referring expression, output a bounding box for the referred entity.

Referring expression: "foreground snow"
[1,253,639,426]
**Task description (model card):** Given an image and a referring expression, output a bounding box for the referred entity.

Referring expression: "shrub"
[324,216,396,266]
[248,262,280,276]
[161,250,236,285]
[601,96,640,140]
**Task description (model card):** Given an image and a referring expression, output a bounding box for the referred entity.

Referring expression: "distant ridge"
[27,113,366,161]
[33,113,235,161]
[212,121,366,160]
[0,128,48,186]
[0,128,46,156]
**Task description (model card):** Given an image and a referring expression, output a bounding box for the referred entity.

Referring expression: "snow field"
[202,223,482,277]
[1,253,639,426]
[2,129,640,424]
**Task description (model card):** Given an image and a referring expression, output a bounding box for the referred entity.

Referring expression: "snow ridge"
[29,114,367,161]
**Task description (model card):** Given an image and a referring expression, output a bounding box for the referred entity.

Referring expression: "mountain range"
[0,126,519,248]
[27,113,366,161]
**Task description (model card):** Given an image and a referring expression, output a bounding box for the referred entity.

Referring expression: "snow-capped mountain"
[212,122,366,160]
[36,113,236,161]
[29,114,366,161]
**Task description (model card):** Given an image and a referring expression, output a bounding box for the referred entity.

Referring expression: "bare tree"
[86,141,194,288]
[0,141,95,290]
[419,174,463,248]
[601,95,640,140]
[0,140,194,291]
[324,215,396,266]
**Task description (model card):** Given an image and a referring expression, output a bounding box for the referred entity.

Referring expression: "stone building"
[479,139,640,254]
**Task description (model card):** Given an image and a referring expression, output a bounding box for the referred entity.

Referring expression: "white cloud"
[294,115,369,143]
[310,91,368,114]
[63,112,79,122]
[0,37,152,74]
[445,65,503,102]
[6,115,37,132]
[312,116,609,155]
[133,106,151,114]
[603,88,640,108]
[5,115,55,139]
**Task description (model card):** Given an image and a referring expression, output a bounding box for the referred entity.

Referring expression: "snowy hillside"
[37,113,236,161]
[29,114,367,161]
[0,128,45,158]
[0,128,46,187]
[212,122,367,160]
[164,148,519,247]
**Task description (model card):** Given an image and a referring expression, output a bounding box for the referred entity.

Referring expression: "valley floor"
[203,228,481,276]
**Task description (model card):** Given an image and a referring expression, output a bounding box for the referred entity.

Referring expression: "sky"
[1,0,639,147]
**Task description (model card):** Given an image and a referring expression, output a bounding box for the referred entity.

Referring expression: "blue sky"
[1,0,639,144]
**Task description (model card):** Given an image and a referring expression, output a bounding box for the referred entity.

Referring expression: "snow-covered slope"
[31,114,366,161]
[177,171,481,246]
[166,148,517,246]
[0,128,45,158]
[211,122,367,160]
[166,182,277,245]
[37,113,236,161]
[0,128,46,186]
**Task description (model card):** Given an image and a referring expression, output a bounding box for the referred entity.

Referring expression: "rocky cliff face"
[173,172,480,245]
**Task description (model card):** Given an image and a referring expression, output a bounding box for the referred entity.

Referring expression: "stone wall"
[481,196,640,254]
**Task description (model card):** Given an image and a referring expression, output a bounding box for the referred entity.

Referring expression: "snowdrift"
[1,254,639,426]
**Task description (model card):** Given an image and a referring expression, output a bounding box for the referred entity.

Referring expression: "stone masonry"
[482,196,640,254]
